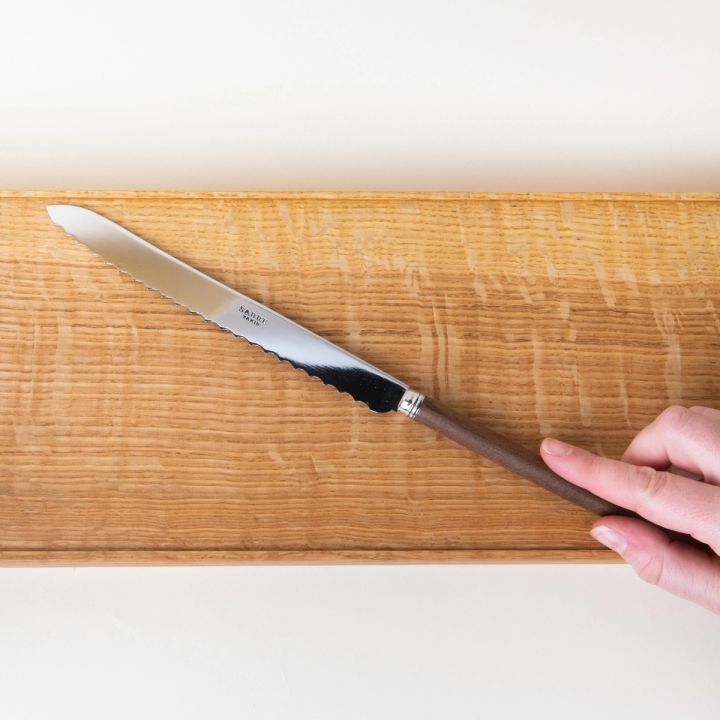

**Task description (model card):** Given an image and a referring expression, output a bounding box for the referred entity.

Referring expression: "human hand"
[540,405,720,614]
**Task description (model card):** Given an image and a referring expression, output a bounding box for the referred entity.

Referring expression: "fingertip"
[592,518,720,613]
[590,524,628,554]
[591,515,669,553]
[540,437,575,457]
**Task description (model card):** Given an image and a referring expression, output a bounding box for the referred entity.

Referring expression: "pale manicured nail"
[541,438,573,456]
[591,526,628,554]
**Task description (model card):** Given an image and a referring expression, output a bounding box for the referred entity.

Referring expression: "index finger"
[540,438,720,550]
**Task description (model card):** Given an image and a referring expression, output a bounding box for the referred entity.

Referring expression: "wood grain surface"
[2,192,719,565]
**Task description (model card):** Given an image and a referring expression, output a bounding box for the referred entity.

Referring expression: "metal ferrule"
[397,389,425,418]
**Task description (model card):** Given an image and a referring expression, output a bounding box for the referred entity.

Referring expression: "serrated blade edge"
[47,204,408,413]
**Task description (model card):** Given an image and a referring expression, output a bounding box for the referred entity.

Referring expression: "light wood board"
[2,192,719,564]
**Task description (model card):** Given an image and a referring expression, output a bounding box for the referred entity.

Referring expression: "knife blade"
[47,204,631,519]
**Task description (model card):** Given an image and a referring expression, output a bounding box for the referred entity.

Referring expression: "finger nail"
[591,525,628,554]
[541,438,574,456]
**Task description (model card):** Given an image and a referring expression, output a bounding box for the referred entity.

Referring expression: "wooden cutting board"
[1,191,719,564]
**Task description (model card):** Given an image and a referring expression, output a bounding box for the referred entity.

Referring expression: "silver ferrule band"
[397,389,425,418]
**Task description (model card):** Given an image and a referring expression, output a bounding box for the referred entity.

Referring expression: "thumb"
[591,516,720,615]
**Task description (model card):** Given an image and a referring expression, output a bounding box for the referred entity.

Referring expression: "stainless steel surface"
[47,205,409,413]
[397,390,425,418]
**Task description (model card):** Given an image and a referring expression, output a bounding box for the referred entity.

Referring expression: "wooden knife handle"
[408,397,712,551]
[413,397,633,517]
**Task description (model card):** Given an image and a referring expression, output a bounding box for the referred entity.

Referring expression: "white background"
[1,1,719,718]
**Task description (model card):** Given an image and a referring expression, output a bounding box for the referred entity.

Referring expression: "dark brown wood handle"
[411,398,715,553]
[414,398,633,517]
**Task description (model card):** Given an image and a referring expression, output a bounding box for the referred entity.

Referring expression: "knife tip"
[46,204,95,234]
[46,203,68,226]
[46,203,73,225]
